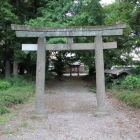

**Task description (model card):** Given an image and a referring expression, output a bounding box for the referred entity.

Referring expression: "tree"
[26,0,105,76]
[0,0,105,78]
[0,0,47,78]
[103,0,140,68]
[0,1,18,77]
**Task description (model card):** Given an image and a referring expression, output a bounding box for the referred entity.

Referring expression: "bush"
[120,75,140,90]
[0,81,11,90]
[105,75,111,85]
[6,75,34,87]
[129,67,140,75]
[6,76,25,87]
[0,88,34,115]
[0,106,10,115]
[0,72,4,79]
[0,76,35,115]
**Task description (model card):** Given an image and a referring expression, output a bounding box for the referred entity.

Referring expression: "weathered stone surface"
[95,36,106,112]
[22,42,117,51]
[16,29,123,37]
[11,23,126,31]
[35,37,46,116]
[11,23,126,37]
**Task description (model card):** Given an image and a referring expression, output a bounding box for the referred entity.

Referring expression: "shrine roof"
[104,69,132,75]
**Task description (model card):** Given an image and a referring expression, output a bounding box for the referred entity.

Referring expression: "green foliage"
[108,74,140,108]
[20,122,28,127]
[0,106,10,115]
[0,76,35,115]
[0,81,11,90]
[1,0,139,78]
[46,71,55,79]
[105,75,111,84]
[49,91,56,94]
[106,74,140,91]
[120,75,140,90]
[120,104,127,108]
[0,0,44,77]
[129,67,140,75]
[30,115,37,119]
[116,91,140,108]
[0,87,34,108]
[103,0,140,68]
[26,0,105,76]
[5,75,34,87]
[93,113,99,117]
[89,86,96,93]
[0,116,11,125]
[4,129,17,134]
[0,72,4,79]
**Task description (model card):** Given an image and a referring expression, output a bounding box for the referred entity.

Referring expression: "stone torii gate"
[11,23,126,116]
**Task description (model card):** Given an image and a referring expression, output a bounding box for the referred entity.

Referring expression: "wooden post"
[95,36,106,113]
[35,37,46,116]
[77,66,80,76]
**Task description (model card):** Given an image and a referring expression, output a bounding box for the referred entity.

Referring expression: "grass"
[20,122,28,127]
[4,129,18,134]
[115,91,140,108]
[120,104,127,108]
[93,113,99,117]
[0,76,35,116]
[106,75,140,109]
[0,108,19,125]
[48,91,56,94]
[89,86,96,93]
[30,115,37,119]
[0,116,11,125]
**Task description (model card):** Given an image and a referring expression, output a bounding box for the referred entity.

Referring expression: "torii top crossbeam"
[11,23,126,37]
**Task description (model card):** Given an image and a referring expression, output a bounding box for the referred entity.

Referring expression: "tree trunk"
[13,60,18,77]
[5,44,11,78]
[5,60,11,78]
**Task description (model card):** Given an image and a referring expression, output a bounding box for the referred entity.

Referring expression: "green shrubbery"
[0,76,35,115]
[116,91,140,108]
[0,106,10,115]
[0,81,11,90]
[89,86,96,93]
[106,74,140,108]
[129,67,140,75]
[6,75,32,87]
[120,75,140,90]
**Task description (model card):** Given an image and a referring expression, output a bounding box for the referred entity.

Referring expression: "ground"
[0,75,140,140]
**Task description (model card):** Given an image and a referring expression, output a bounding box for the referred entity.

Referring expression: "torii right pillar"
[95,36,106,114]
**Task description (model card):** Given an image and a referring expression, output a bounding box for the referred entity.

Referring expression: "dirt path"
[0,76,140,140]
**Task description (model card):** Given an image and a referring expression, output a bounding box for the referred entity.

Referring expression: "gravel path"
[0,75,140,140]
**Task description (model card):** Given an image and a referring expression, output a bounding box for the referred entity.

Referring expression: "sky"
[100,0,115,5]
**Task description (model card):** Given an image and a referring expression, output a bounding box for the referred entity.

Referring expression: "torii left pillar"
[95,36,106,114]
[35,37,46,116]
